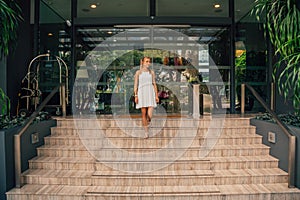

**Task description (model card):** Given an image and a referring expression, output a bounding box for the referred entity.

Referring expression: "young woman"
[134,57,159,138]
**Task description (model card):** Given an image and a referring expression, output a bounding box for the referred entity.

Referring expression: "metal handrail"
[14,83,66,188]
[241,83,296,188]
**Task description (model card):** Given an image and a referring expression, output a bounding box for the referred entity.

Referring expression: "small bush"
[255,113,300,128]
[0,111,51,130]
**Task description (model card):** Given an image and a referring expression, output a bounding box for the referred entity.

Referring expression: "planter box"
[250,118,300,188]
[0,119,56,200]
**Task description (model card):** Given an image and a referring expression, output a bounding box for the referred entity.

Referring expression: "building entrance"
[74,26,231,115]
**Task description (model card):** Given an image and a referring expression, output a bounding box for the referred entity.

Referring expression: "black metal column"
[33,0,40,56]
[70,0,77,114]
[229,0,236,113]
[150,0,155,18]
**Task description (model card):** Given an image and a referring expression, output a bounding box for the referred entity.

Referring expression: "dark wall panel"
[7,0,33,116]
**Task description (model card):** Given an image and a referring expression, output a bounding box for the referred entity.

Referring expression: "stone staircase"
[6,115,300,200]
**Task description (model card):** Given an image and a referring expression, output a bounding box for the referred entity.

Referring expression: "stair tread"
[7,183,300,196]
[208,155,278,162]
[106,126,256,129]
[23,168,287,177]
[46,135,262,139]
[29,155,278,163]
[37,143,269,149]
[52,125,255,129]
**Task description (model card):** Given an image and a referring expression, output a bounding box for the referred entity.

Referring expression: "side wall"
[0,120,56,200]
[250,118,300,188]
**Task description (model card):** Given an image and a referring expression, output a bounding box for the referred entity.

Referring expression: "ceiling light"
[48,33,53,37]
[90,4,97,9]
[214,4,221,8]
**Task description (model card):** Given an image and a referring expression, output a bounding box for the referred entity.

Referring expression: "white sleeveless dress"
[136,71,157,109]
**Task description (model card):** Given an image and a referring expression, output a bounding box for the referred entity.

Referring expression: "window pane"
[40,0,71,23]
[235,11,267,112]
[77,0,149,17]
[235,0,256,22]
[39,1,72,114]
[156,0,229,17]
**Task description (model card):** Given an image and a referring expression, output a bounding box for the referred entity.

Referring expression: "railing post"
[61,83,66,117]
[192,84,200,118]
[14,135,22,188]
[288,135,296,188]
[271,82,275,111]
[241,84,245,114]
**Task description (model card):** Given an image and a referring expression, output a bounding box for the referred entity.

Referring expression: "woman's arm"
[134,70,140,103]
[151,70,159,102]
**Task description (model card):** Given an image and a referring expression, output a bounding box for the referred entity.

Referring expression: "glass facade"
[234,0,256,22]
[156,0,229,17]
[40,0,71,57]
[77,0,149,18]
[74,27,230,114]
[235,11,267,112]
[37,0,269,115]
[39,0,72,113]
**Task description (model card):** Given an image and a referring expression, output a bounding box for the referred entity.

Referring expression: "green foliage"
[0,111,51,130]
[0,0,23,57]
[235,52,246,84]
[0,87,10,116]
[0,88,51,130]
[255,112,300,128]
[252,0,300,111]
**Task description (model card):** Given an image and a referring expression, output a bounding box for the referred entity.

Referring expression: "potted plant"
[250,0,300,187]
[252,0,300,112]
[250,0,300,138]
[0,88,56,200]
[0,0,22,124]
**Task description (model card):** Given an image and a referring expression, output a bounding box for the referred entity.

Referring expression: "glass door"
[74,26,231,115]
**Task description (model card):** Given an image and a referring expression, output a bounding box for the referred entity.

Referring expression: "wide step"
[29,155,279,170]
[7,183,300,200]
[22,168,288,186]
[36,144,270,158]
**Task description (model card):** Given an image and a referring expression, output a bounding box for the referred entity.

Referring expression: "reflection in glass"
[75,27,230,114]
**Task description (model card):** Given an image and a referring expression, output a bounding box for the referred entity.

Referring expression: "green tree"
[252,0,300,110]
[0,0,23,57]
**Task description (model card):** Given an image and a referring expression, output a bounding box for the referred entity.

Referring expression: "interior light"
[214,4,221,8]
[114,25,191,28]
[107,31,113,34]
[90,4,97,9]
[48,33,53,37]
[235,50,246,57]
[235,41,246,57]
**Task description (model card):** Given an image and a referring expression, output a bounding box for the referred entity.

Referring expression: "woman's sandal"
[144,131,149,139]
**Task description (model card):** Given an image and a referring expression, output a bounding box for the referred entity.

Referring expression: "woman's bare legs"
[147,107,153,124]
[141,107,154,138]
[141,107,149,138]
